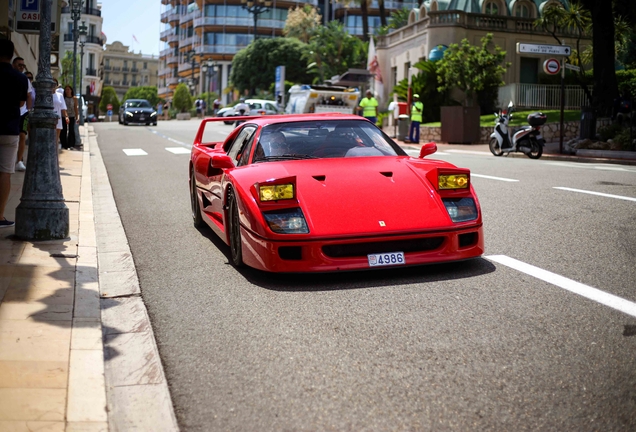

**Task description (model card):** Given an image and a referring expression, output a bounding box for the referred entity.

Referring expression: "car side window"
[266,103,276,112]
[227,126,256,165]
[238,133,256,167]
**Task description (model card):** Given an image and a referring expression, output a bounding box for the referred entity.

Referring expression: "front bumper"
[239,225,484,272]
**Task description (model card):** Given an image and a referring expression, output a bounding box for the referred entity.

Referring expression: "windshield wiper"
[254,154,318,162]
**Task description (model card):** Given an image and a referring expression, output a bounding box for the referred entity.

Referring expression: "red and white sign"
[543,58,561,75]
[90,81,96,95]
[107,104,113,110]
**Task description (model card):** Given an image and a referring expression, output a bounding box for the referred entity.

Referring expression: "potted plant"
[436,34,510,144]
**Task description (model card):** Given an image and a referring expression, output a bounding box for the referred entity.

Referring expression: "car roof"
[210,112,369,127]
[125,99,150,102]
[246,99,276,104]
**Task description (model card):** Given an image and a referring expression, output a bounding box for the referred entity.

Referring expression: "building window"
[89,24,96,37]
[404,62,411,81]
[515,4,530,18]
[391,67,397,87]
[89,53,94,69]
[105,58,109,66]
[485,1,499,15]
[144,62,148,69]
[123,74,127,82]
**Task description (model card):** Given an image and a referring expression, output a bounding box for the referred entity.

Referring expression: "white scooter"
[489,101,546,160]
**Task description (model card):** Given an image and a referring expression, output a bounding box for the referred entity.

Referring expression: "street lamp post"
[78,22,87,125]
[70,0,83,96]
[201,59,218,116]
[15,0,69,240]
[240,0,272,40]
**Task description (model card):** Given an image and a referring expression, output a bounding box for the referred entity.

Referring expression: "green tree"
[123,86,160,107]
[283,4,321,43]
[392,60,448,123]
[230,37,312,95]
[436,34,510,109]
[304,21,367,84]
[375,8,410,36]
[99,86,120,113]
[172,83,193,113]
[59,51,81,89]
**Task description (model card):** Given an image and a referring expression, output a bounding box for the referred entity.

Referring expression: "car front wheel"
[227,189,244,267]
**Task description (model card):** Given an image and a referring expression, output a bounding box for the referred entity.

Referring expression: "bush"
[598,123,624,141]
[613,127,636,150]
[172,83,193,113]
[616,69,636,100]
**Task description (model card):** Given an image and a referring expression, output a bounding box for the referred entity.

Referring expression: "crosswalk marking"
[165,147,191,154]
[123,149,148,156]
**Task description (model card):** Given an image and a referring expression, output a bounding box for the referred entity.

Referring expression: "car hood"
[235,157,465,237]
[125,107,155,113]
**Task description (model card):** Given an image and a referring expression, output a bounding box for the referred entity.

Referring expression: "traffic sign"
[565,63,581,72]
[16,0,59,34]
[516,43,571,56]
[543,58,561,75]
[107,104,113,110]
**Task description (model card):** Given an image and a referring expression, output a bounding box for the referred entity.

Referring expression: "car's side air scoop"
[312,175,326,182]
[380,171,393,178]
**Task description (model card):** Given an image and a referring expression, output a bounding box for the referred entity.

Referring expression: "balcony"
[160,29,173,41]
[166,77,179,86]
[61,6,102,17]
[180,10,200,25]
[64,33,103,45]
[122,81,130,86]
[122,67,130,72]
[104,64,112,71]
[160,47,172,57]
[111,66,121,71]
[131,82,138,86]
[131,68,139,73]
[196,44,242,55]
[158,86,171,96]
[193,16,284,30]
[179,35,197,49]
[159,67,172,76]
[166,55,178,66]
[178,62,197,74]
[167,34,179,44]
[85,68,97,76]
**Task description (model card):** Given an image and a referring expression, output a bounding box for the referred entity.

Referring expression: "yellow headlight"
[438,174,469,190]
[259,184,294,201]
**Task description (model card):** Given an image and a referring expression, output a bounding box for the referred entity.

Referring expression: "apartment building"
[103,41,160,100]
[158,0,411,104]
[59,0,105,114]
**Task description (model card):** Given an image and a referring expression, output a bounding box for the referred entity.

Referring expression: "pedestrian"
[61,85,78,150]
[201,99,207,117]
[409,94,423,143]
[52,79,68,148]
[235,98,249,116]
[23,70,36,157]
[0,39,29,227]
[213,98,221,116]
[11,57,33,172]
[195,98,202,119]
[359,90,379,126]
[156,101,163,121]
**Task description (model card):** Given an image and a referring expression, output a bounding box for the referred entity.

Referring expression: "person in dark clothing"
[0,39,28,227]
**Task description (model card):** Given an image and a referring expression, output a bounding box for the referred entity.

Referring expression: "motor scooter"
[489,101,546,159]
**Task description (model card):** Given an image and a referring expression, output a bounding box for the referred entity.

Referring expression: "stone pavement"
[0,126,178,432]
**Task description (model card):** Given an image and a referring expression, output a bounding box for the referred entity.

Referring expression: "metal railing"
[85,68,97,76]
[61,6,101,16]
[498,83,592,110]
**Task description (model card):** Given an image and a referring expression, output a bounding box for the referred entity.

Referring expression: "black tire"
[527,140,543,159]
[223,120,233,125]
[118,116,122,124]
[227,189,244,267]
[153,122,157,126]
[190,171,205,228]
[146,122,150,126]
[489,137,503,156]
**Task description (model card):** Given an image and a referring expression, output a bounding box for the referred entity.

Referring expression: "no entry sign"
[543,58,561,75]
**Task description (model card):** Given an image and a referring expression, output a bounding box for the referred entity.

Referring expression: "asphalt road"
[94,119,636,431]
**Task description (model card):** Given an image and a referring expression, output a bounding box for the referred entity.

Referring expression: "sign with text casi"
[516,43,571,56]
[16,0,59,34]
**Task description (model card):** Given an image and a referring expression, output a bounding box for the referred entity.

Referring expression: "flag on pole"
[133,34,139,43]
[367,37,384,102]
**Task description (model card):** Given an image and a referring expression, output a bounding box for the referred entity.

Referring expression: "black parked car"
[119,99,157,126]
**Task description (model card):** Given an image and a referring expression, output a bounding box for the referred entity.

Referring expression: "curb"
[87,126,179,431]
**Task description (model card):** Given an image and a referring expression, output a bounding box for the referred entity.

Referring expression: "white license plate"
[536,134,543,139]
[367,252,405,267]
[139,116,145,121]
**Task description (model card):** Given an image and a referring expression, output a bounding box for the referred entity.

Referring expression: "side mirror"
[210,155,234,169]
[419,142,437,158]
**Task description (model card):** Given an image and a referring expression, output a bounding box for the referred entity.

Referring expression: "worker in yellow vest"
[359,90,379,126]
[409,94,423,143]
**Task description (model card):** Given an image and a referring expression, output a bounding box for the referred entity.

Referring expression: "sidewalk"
[0,126,178,432]
[395,138,636,165]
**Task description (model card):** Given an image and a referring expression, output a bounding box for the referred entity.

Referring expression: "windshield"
[126,100,152,108]
[253,120,406,162]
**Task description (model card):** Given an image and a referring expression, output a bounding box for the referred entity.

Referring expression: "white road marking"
[554,187,636,202]
[487,255,636,318]
[165,147,191,155]
[472,174,519,182]
[445,149,491,156]
[546,162,636,173]
[123,149,148,156]
[405,150,449,157]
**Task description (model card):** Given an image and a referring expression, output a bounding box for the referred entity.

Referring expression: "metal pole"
[72,10,79,93]
[79,41,85,125]
[253,11,258,39]
[15,0,69,240]
[559,56,565,154]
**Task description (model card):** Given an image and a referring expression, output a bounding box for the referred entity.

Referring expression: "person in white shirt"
[52,79,68,148]
[11,57,32,171]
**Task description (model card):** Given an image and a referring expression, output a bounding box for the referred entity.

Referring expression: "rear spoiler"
[193,116,263,146]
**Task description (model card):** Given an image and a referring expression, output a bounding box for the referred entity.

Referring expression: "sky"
[100,0,162,57]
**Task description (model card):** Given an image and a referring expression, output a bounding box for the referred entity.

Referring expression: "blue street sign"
[107,110,113,116]
[21,0,38,11]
